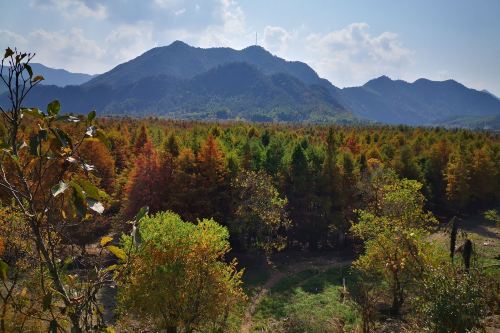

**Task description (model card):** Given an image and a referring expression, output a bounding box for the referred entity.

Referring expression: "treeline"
[85,118,500,250]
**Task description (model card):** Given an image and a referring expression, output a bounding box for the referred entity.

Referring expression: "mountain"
[482,89,500,101]
[2,41,350,123]
[1,41,499,127]
[342,76,500,125]
[0,64,96,96]
[433,114,500,131]
[16,62,351,122]
[28,63,96,87]
[85,40,329,88]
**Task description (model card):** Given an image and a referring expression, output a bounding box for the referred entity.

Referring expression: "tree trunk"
[391,278,402,315]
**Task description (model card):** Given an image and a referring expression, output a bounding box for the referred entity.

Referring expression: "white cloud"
[153,0,175,8]
[2,1,415,89]
[305,23,411,86]
[174,8,186,16]
[194,0,249,48]
[29,28,105,72]
[0,30,28,49]
[262,26,293,54]
[104,22,156,63]
[32,0,108,20]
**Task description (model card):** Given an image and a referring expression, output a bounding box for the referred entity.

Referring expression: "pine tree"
[134,124,149,154]
[194,135,230,223]
[444,150,471,211]
[163,133,180,157]
[123,141,163,218]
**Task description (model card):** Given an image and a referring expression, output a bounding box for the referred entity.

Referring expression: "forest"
[0,49,499,333]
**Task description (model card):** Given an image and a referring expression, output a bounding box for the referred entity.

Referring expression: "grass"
[430,213,500,278]
[252,266,361,333]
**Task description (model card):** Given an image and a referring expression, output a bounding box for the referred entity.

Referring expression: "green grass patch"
[271,268,319,293]
[252,265,361,332]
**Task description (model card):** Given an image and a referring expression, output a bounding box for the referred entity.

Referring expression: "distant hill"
[432,114,500,131]
[28,63,96,87]
[342,76,500,125]
[0,64,96,96]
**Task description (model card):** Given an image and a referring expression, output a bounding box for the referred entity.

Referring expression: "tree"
[469,146,497,207]
[133,124,149,153]
[194,134,229,223]
[163,132,180,157]
[123,141,163,218]
[444,150,470,211]
[351,174,437,314]
[79,137,116,193]
[319,128,344,247]
[0,48,112,331]
[231,170,291,255]
[263,137,284,177]
[415,265,488,333]
[117,212,245,333]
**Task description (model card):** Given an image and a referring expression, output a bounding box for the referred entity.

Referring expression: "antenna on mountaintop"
[255,32,258,46]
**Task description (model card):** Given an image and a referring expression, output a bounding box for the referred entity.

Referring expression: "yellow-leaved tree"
[351,171,438,315]
[117,211,245,333]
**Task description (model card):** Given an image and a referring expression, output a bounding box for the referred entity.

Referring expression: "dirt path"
[240,257,352,333]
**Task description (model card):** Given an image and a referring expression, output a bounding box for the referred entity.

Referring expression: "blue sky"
[1,0,499,94]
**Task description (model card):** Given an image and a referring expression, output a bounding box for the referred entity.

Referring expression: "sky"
[1,0,499,95]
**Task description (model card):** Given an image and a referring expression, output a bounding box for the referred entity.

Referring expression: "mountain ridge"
[342,75,500,125]
[1,41,499,127]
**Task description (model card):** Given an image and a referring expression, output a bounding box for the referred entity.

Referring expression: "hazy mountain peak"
[169,40,191,48]
[84,40,333,89]
[363,75,394,88]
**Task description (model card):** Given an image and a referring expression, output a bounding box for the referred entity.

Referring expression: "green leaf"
[135,206,149,222]
[51,181,69,197]
[70,181,86,217]
[39,128,48,141]
[51,128,72,148]
[87,110,96,124]
[55,115,79,123]
[0,260,8,281]
[86,198,104,214]
[78,179,101,200]
[103,264,119,273]
[42,292,52,310]
[29,133,41,156]
[47,100,61,116]
[24,63,33,78]
[4,47,13,59]
[49,319,58,333]
[100,236,113,247]
[22,108,45,119]
[106,245,127,261]
[95,129,110,148]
